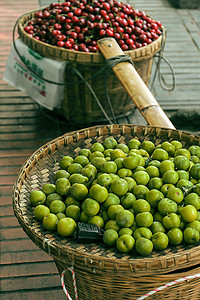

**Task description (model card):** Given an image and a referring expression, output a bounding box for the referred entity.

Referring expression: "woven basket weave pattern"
[13,124,200,299]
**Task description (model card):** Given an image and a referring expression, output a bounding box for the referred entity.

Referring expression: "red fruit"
[139,34,147,42]
[78,18,86,27]
[62,2,71,6]
[114,32,121,40]
[119,19,128,27]
[102,2,111,11]
[54,23,62,30]
[74,26,81,33]
[116,27,124,34]
[86,5,94,13]
[72,16,79,23]
[125,26,132,34]
[79,3,85,10]
[95,15,102,21]
[71,32,78,39]
[52,29,61,35]
[74,8,82,16]
[133,27,142,35]
[57,40,65,47]
[65,40,73,48]
[130,34,136,40]
[23,1,163,53]
[112,21,119,27]
[66,24,71,30]
[126,38,134,46]
[89,14,95,22]
[151,32,159,40]
[151,23,158,30]
[123,33,129,40]
[129,44,136,49]
[62,6,70,13]
[135,41,142,48]
[78,33,84,41]
[106,28,114,37]
[35,11,43,18]
[68,12,73,18]
[68,38,74,45]
[121,43,129,50]
[73,44,79,51]
[118,39,125,46]
[146,38,152,44]
[43,11,50,18]
[100,10,107,17]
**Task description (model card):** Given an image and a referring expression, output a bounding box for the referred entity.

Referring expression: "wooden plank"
[1,289,66,300]
[1,239,42,253]
[1,261,58,277]
[1,249,52,265]
[0,205,15,217]
[0,156,32,165]
[0,196,12,206]
[1,227,30,241]
[1,274,62,292]
[0,149,33,157]
[0,165,26,175]
[0,216,23,228]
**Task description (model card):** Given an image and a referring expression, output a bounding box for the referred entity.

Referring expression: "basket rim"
[13,124,200,274]
[17,6,164,63]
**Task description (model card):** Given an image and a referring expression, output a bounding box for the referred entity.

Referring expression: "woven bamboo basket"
[17,8,164,125]
[13,124,200,300]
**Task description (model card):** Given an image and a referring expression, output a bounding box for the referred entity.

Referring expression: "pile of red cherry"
[23,0,163,53]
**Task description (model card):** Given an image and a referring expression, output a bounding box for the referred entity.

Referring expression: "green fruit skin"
[43,213,58,231]
[34,205,50,221]
[116,234,135,253]
[183,227,199,244]
[30,190,46,207]
[135,237,153,256]
[167,228,183,245]
[103,229,118,247]
[151,232,169,250]
[57,217,77,237]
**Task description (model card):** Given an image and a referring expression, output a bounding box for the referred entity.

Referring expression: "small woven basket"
[17,8,163,125]
[13,124,200,300]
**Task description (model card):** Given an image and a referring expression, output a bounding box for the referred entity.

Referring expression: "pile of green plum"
[29,137,200,256]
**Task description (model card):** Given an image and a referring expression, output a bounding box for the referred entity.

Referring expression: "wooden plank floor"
[0,1,199,300]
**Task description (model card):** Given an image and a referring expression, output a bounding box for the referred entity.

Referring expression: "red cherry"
[102,2,111,11]
[125,26,132,34]
[65,40,73,48]
[139,34,147,42]
[57,40,65,47]
[126,38,134,45]
[114,32,121,40]
[106,28,114,37]
[43,11,50,18]
[54,23,62,30]
[121,43,129,51]
[151,23,158,30]
[73,44,79,51]
[74,8,82,16]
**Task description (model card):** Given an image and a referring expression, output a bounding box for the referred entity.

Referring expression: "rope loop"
[61,265,78,300]
[137,273,200,300]
[150,28,176,91]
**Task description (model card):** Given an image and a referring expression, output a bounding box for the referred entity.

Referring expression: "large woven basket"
[17,8,163,125]
[13,124,200,300]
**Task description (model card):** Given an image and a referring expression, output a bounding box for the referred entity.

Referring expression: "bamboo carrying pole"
[97,38,175,129]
